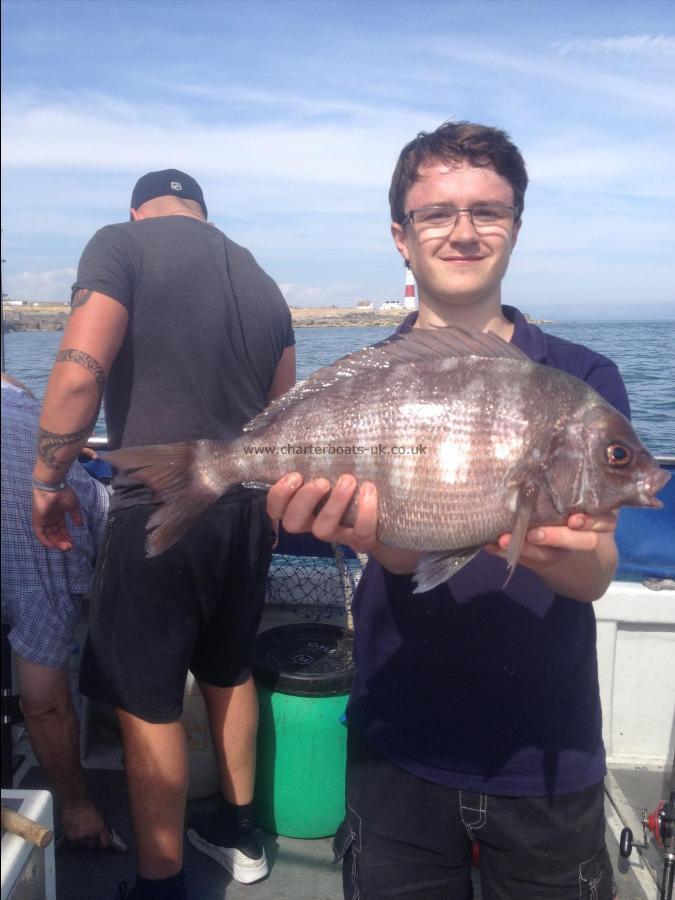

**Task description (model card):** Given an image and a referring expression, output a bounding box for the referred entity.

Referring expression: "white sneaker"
[187,825,268,884]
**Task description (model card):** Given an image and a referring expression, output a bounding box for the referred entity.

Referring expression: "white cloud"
[526,143,675,201]
[4,268,76,302]
[553,35,675,57]
[143,78,421,124]
[431,44,675,113]
[2,4,674,321]
[4,84,674,213]
[279,282,366,307]
[0,94,410,189]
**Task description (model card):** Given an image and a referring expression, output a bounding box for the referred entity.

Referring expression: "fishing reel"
[619,794,675,900]
[620,803,667,857]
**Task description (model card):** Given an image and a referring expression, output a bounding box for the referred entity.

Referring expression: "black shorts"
[80,491,274,723]
[334,730,615,900]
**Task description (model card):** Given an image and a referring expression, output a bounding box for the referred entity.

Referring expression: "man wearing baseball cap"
[129,169,208,220]
[32,169,296,899]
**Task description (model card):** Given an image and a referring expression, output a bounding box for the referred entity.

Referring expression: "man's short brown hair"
[389,121,528,224]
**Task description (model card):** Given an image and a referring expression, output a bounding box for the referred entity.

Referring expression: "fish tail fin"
[105,440,234,556]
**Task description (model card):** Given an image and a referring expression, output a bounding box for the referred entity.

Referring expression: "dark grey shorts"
[334,729,615,900]
[80,492,274,723]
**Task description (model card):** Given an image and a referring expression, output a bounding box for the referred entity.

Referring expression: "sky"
[1,0,674,320]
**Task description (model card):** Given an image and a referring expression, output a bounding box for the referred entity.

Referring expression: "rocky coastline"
[2,304,412,332]
[3,304,551,332]
[289,307,410,328]
[3,309,68,332]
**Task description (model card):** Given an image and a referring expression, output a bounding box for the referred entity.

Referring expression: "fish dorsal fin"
[243,325,527,434]
[243,344,392,433]
[386,325,528,364]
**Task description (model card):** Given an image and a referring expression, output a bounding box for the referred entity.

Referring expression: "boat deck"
[10,761,670,899]
[5,599,670,899]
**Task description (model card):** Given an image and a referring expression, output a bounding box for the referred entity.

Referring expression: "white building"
[380,299,404,310]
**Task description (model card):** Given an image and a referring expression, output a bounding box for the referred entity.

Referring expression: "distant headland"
[2,302,70,332]
[2,301,552,332]
[289,305,552,327]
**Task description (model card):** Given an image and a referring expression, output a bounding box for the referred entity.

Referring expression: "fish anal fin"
[413,547,481,594]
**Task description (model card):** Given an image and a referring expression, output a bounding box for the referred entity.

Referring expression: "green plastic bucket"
[253,623,354,838]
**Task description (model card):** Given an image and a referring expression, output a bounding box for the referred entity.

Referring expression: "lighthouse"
[403,263,417,310]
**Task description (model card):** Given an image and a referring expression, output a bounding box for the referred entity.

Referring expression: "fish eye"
[606,443,632,467]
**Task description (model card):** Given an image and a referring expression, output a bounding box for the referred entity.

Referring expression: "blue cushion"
[80,457,114,481]
[615,462,675,580]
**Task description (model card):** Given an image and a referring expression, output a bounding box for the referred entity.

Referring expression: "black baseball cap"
[130,169,208,218]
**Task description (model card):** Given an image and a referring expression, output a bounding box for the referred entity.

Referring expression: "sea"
[3,321,674,456]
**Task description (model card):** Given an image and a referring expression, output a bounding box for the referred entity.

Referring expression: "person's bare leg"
[199,675,258,804]
[15,654,110,847]
[116,709,188,879]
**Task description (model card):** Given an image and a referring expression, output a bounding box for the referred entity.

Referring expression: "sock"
[135,869,186,899]
[217,798,257,836]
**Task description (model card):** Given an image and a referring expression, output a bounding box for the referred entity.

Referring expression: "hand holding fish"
[267,472,421,574]
[267,472,378,552]
[485,512,619,602]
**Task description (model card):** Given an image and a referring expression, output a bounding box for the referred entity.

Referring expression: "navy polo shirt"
[346,305,630,796]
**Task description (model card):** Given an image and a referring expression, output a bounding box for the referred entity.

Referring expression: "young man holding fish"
[84,131,665,897]
[268,122,637,899]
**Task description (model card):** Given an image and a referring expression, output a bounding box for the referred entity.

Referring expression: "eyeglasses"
[402,204,519,232]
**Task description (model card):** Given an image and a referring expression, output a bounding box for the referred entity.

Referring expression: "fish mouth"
[637,465,671,508]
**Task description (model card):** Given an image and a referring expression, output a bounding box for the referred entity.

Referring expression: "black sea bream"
[106,327,669,591]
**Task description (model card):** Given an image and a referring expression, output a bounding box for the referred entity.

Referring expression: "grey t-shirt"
[73,215,294,504]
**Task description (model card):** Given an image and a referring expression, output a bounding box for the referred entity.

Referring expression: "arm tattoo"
[37,415,99,469]
[56,349,106,392]
[40,348,106,468]
[71,289,93,312]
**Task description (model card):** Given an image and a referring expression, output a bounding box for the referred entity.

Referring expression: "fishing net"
[265,530,367,624]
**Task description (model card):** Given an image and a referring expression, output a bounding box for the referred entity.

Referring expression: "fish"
[105,326,670,592]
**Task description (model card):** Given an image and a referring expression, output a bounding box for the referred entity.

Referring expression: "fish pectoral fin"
[504,481,540,583]
[413,547,481,594]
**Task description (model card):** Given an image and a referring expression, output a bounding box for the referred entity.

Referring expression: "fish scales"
[246,358,572,549]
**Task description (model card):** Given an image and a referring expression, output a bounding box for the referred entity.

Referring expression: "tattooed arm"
[32,290,129,550]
